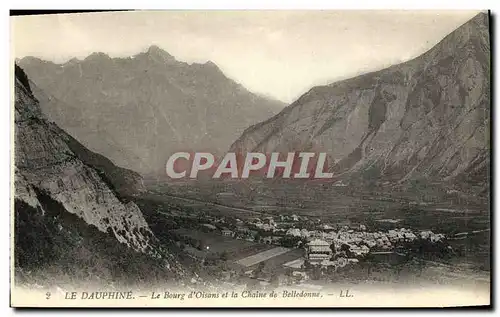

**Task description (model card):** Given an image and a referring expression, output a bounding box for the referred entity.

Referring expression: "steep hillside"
[19,46,285,175]
[13,65,184,285]
[230,13,490,194]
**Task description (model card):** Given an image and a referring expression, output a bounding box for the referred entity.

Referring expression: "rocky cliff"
[13,65,185,287]
[230,13,490,193]
[32,83,146,198]
[18,46,285,175]
[14,65,160,252]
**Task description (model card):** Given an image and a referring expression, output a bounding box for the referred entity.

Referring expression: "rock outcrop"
[14,64,187,287]
[15,64,153,252]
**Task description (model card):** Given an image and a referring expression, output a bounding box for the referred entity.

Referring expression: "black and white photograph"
[10,9,491,307]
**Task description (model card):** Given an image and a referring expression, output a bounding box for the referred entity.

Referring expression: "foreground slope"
[231,13,490,194]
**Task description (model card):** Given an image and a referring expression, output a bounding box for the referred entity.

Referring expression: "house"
[221,228,234,237]
[217,192,235,197]
[300,229,311,238]
[310,230,323,238]
[236,225,250,233]
[306,239,332,263]
[319,260,337,267]
[287,228,301,237]
[322,224,334,231]
[333,180,347,187]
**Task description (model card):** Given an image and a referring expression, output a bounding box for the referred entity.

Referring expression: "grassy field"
[151,179,488,221]
[140,191,266,219]
[172,227,306,275]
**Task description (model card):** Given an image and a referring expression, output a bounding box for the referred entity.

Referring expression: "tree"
[246,278,259,291]
[254,262,266,279]
[269,274,280,289]
[303,259,312,271]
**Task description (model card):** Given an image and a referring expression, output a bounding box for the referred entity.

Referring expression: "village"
[157,204,453,289]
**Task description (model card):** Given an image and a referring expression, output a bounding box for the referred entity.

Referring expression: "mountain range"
[230,12,490,195]
[18,46,285,175]
[14,65,184,286]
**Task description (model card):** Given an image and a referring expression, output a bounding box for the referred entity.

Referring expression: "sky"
[11,10,480,103]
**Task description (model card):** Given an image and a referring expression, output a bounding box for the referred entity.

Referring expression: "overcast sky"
[12,10,480,103]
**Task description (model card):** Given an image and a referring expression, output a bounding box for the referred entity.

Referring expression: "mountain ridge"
[230,12,490,194]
